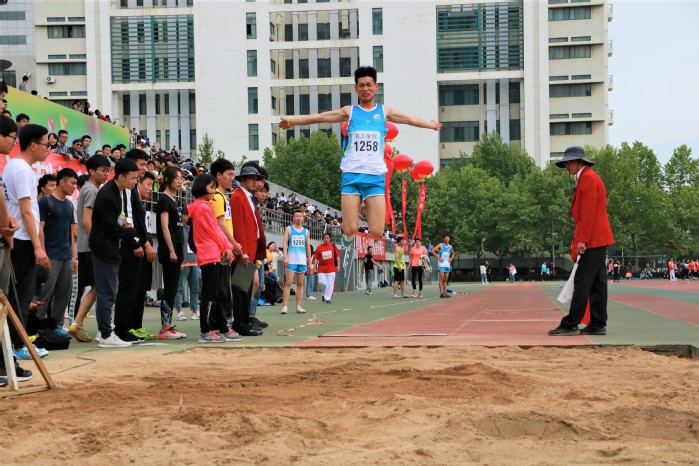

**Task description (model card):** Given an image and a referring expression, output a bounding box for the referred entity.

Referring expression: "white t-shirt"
[3,158,39,241]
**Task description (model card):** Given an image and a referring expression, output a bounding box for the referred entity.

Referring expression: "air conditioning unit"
[269,34,275,41]
[46,76,56,84]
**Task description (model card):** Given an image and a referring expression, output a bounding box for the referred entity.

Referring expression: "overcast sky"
[608,1,699,164]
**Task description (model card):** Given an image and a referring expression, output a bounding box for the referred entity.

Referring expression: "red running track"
[610,294,699,326]
[295,284,594,347]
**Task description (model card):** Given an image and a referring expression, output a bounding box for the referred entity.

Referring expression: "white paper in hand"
[557,258,580,304]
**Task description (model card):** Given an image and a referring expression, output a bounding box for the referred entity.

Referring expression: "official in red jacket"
[229,163,268,336]
[549,146,614,336]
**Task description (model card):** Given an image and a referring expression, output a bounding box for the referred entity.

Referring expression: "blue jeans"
[175,265,200,311]
[249,264,264,317]
[481,273,488,283]
[92,254,119,339]
[366,269,375,292]
[305,273,316,296]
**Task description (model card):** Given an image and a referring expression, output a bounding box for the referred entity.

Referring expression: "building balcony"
[608,110,614,126]
[608,40,613,57]
[608,4,614,22]
[608,74,613,91]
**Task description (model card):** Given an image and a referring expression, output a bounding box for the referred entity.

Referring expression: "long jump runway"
[295,284,594,348]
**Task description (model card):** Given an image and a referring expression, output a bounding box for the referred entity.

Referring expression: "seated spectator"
[48,132,58,151]
[67,139,86,164]
[55,130,69,156]
[81,135,92,159]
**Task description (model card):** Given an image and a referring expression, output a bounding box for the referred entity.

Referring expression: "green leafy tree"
[663,145,699,255]
[263,132,342,208]
[197,133,222,164]
[468,132,536,186]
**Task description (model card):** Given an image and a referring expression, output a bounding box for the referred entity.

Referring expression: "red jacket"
[230,187,266,262]
[570,166,614,260]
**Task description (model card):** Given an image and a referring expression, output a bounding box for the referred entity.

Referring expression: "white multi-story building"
[1,0,612,166]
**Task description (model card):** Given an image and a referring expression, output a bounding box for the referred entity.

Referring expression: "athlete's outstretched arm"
[279,106,351,129]
[385,106,442,131]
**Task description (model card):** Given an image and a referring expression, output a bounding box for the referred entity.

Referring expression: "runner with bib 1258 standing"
[281,210,311,315]
[279,66,441,250]
[431,235,454,298]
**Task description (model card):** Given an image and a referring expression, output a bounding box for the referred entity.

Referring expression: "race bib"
[351,131,381,157]
[291,235,304,247]
[321,250,332,260]
[224,202,232,220]
[441,252,449,260]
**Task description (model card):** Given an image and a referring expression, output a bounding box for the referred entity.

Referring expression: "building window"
[298,23,308,41]
[190,129,196,151]
[340,92,352,107]
[48,54,67,59]
[375,83,384,105]
[249,124,259,150]
[49,92,68,97]
[549,45,591,59]
[372,8,383,35]
[550,75,569,81]
[318,58,331,78]
[48,25,85,38]
[155,94,161,114]
[248,87,258,114]
[549,37,568,43]
[246,12,257,39]
[571,74,592,80]
[247,50,257,77]
[285,94,294,114]
[271,95,277,111]
[318,94,332,113]
[571,36,591,42]
[572,113,592,118]
[509,119,521,140]
[47,17,65,22]
[340,57,352,77]
[189,91,195,114]
[299,59,309,79]
[439,84,479,106]
[68,17,85,22]
[0,35,27,45]
[548,6,592,21]
[300,94,310,114]
[272,132,278,145]
[550,121,592,135]
[47,62,87,75]
[164,94,170,114]
[0,11,26,20]
[440,121,479,143]
[373,46,383,72]
[509,82,521,104]
[69,54,87,59]
[317,23,330,40]
[549,83,591,97]
[284,59,293,79]
[139,94,147,114]
[270,58,277,75]
[122,94,131,115]
[550,114,569,119]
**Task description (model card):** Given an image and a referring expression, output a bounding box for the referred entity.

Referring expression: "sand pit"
[1,345,698,465]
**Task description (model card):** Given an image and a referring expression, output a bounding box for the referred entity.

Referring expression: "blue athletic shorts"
[438,266,451,273]
[288,264,308,274]
[341,172,385,201]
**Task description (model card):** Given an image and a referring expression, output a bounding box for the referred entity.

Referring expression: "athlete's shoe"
[13,345,48,360]
[68,323,92,342]
[0,363,33,382]
[296,306,307,314]
[419,293,424,298]
[281,306,288,314]
[199,331,225,343]
[341,234,355,250]
[98,333,132,348]
[176,311,187,321]
[130,328,156,340]
[221,329,242,342]
[306,295,317,300]
[157,326,186,340]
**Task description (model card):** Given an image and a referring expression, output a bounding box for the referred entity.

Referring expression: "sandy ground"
[1,345,698,465]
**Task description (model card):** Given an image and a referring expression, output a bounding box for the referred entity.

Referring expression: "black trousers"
[220,264,233,323]
[230,261,252,334]
[114,247,146,337]
[8,240,36,348]
[159,253,182,327]
[411,267,424,291]
[199,263,229,334]
[561,246,608,329]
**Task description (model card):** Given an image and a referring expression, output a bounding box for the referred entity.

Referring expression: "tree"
[468,132,536,186]
[197,133,223,164]
[263,132,342,207]
[664,145,699,255]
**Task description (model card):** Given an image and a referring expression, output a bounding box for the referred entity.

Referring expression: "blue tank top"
[341,104,388,175]
[287,225,307,265]
[438,244,452,268]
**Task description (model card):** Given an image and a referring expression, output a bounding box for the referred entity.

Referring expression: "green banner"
[5,86,129,150]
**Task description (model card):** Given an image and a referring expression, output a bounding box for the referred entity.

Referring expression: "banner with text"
[355,232,386,260]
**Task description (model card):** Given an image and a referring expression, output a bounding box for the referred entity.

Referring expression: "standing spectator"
[34,168,78,337]
[391,236,408,298]
[305,245,317,300]
[187,175,239,343]
[281,210,311,315]
[668,257,676,281]
[248,181,270,328]
[15,114,30,134]
[508,263,517,283]
[4,124,52,360]
[541,261,548,278]
[480,262,489,284]
[70,155,111,342]
[230,163,267,334]
[89,159,140,348]
[19,75,30,92]
[364,245,377,295]
[37,174,57,201]
[114,149,157,343]
[314,232,340,304]
[266,242,281,281]
[155,166,187,339]
[55,130,69,157]
[409,238,427,298]
[613,259,620,282]
[548,146,614,337]
[175,209,200,321]
[432,234,454,298]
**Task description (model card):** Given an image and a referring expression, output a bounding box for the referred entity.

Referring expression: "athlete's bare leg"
[340,194,361,239]
[363,195,386,239]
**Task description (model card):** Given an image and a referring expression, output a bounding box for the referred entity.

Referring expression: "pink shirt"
[187,198,233,267]
[410,246,427,267]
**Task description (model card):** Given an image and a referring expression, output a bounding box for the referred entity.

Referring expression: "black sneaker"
[548,326,580,336]
[239,328,263,336]
[120,332,144,343]
[326,300,332,304]
[321,296,326,303]
[0,364,33,382]
[580,326,606,335]
[250,316,268,328]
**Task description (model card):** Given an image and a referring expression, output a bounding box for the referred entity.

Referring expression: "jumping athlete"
[279,66,441,250]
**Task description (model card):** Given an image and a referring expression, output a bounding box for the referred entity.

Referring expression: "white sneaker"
[306,295,317,300]
[281,306,288,314]
[177,311,187,321]
[191,311,200,320]
[98,332,132,348]
[296,306,306,314]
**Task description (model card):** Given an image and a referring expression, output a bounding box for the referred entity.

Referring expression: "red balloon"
[341,121,348,136]
[383,143,392,159]
[386,122,399,142]
[411,160,434,182]
[392,153,412,173]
